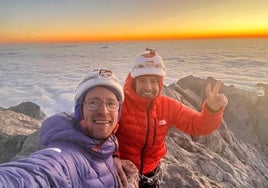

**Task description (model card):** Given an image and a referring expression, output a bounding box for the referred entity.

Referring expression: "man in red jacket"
[115,48,228,187]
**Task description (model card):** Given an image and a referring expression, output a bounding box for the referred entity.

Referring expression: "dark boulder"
[8,102,46,120]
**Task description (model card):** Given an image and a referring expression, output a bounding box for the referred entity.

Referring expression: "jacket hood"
[40,113,118,159]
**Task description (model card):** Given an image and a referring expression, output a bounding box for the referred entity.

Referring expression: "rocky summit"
[1,76,268,188]
[0,102,43,163]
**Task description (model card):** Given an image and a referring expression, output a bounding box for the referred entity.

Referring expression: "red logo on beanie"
[141,48,156,58]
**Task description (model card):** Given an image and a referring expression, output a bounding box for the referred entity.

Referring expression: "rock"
[256,83,268,97]
[0,133,27,163]
[255,97,268,145]
[8,102,46,120]
[11,130,42,161]
[162,126,268,188]
[0,109,43,163]
[0,110,41,136]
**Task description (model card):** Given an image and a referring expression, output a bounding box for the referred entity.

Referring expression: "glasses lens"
[85,99,101,111]
[105,100,120,111]
[84,99,119,111]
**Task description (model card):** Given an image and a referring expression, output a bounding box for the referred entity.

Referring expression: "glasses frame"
[83,98,120,112]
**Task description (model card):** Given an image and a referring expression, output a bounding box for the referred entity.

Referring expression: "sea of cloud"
[0,39,267,116]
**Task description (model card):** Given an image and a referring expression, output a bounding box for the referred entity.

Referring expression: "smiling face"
[82,86,119,140]
[134,75,160,98]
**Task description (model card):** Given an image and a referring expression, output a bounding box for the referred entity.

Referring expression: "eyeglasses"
[83,99,120,112]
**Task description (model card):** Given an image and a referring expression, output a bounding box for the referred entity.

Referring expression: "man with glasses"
[0,69,138,187]
[115,49,228,187]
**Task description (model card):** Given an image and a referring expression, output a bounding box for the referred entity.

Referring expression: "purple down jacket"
[0,112,120,188]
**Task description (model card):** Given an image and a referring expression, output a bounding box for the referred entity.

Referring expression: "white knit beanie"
[131,48,166,78]
[74,69,124,105]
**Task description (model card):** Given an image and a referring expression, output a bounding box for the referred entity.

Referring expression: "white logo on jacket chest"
[45,147,62,153]
[159,120,167,125]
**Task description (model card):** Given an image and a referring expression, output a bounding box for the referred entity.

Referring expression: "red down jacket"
[116,73,223,174]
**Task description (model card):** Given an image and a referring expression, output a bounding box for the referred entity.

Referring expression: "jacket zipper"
[139,101,154,174]
[152,118,157,145]
[108,135,120,188]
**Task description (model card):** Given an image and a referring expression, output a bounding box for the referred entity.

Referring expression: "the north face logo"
[159,120,166,125]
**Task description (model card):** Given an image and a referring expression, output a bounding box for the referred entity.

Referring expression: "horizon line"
[1,35,268,45]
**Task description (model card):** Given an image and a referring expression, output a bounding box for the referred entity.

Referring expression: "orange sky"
[1,0,268,44]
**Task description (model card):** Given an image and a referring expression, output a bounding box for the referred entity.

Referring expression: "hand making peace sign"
[206,80,228,112]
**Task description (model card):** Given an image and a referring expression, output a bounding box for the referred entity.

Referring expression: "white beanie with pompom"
[131,48,166,78]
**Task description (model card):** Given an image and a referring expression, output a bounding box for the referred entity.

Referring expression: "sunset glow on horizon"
[1,0,268,44]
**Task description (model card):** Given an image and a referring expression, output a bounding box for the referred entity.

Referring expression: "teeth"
[143,93,153,96]
[95,120,110,124]
[143,92,152,95]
